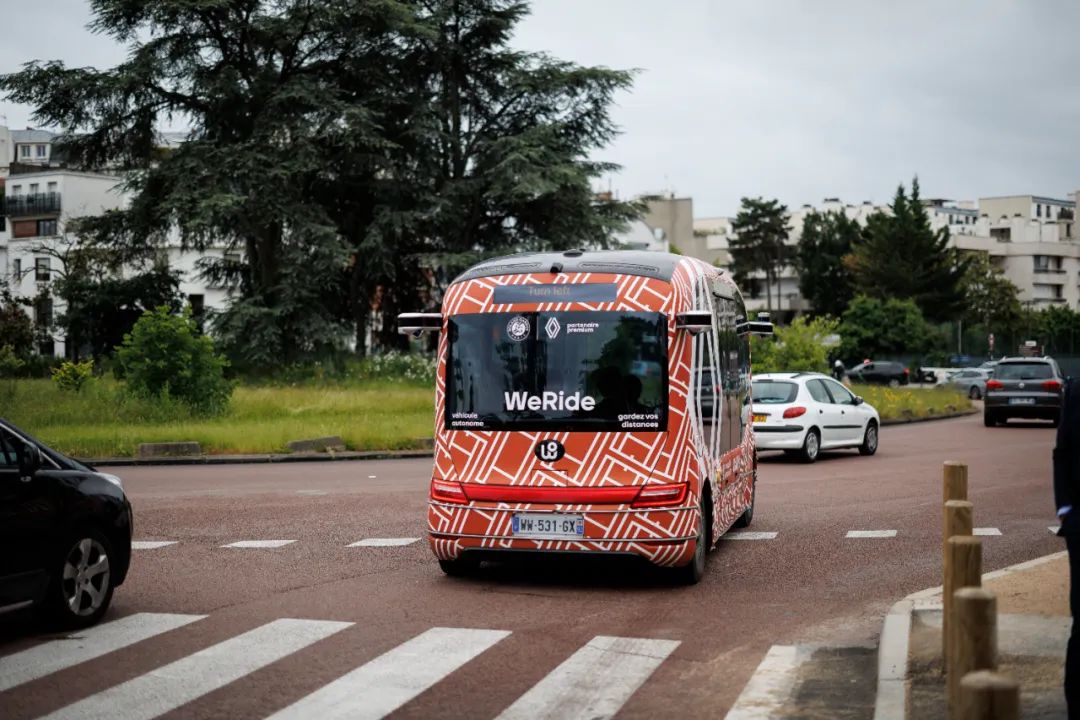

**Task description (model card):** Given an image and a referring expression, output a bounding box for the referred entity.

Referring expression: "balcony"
[3,192,62,218]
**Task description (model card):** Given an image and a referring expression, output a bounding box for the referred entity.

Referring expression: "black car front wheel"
[49,529,116,629]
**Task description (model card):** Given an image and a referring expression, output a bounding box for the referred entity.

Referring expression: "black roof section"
[451,250,686,284]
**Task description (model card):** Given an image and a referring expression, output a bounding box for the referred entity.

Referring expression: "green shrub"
[0,345,24,406]
[751,316,839,374]
[51,359,94,392]
[116,306,232,415]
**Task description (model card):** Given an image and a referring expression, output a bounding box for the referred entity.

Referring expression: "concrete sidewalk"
[902,552,1069,719]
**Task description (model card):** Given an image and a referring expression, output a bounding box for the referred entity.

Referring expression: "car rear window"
[752,380,798,404]
[994,362,1053,380]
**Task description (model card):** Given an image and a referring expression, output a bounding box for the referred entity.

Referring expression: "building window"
[188,294,205,317]
[1036,204,1042,218]
[35,295,53,327]
[12,259,21,281]
[38,338,55,357]
[37,219,58,236]
[35,258,51,282]
[28,183,38,194]
[35,145,46,158]
[11,221,36,239]
[46,181,57,194]
[10,185,21,195]
[19,145,29,158]
[1068,223,1073,238]
[0,216,5,232]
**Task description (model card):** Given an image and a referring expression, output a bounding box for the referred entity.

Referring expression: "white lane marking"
[132,540,178,550]
[495,636,680,720]
[846,530,897,538]
[974,527,1002,536]
[43,618,352,720]
[268,627,508,720]
[368,475,377,479]
[723,531,778,541]
[347,538,420,547]
[297,490,328,496]
[0,613,205,693]
[725,645,806,720]
[1050,526,1061,534]
[221,540,296,548]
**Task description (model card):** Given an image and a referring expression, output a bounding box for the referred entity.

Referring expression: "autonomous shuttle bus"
[398,250,772,583]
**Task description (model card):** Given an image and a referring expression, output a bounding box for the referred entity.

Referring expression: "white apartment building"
[1,168,234,356]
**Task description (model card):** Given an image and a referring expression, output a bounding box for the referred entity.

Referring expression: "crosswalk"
[0,614,680,720]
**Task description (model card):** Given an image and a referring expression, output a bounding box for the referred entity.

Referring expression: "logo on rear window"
[535,439,565,463]
[506,316,530,342]
[545,317,561,339]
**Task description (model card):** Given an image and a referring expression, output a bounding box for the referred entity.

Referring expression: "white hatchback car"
[752,372,881,462]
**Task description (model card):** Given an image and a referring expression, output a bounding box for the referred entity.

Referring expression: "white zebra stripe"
[495,636,680,720]
[268,627,509,720]
[0,613,204,692]
[42,618,351,720]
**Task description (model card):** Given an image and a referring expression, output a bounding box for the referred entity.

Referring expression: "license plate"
[753,414,767,423]
[1009,397,1036,405]
[512,513,584,539]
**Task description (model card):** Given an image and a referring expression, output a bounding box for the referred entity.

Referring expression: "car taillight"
[783,406,807,419]
[903,368,910,375]
[631,482,688,508]
[986,379,1003,390]
[1043,380,1062,392]
[431,479,467,504]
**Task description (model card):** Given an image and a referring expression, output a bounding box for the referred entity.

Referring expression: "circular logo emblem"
[534,439,565,463]
[506,316,530,342]
[1018,382,1025,389]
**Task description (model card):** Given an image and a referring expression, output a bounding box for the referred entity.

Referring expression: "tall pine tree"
[729,197,791,314]
[846,178,969,322]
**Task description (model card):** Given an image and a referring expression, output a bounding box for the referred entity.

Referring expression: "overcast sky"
[2,1,1078,217]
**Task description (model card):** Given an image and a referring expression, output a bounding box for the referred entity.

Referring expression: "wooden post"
[950,588,997,719]
[959,670,1019,720]
[944,461,968,503]
[944,536,982,688]
[943,499,974,664]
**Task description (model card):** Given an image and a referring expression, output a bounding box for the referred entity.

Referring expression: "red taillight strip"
[430,482,692,507]
[631,482,689,508]
[461,484,640,504]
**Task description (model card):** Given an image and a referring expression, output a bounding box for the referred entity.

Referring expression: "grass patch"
[2,377,972,459]
[851,384,972,422]
[3,378,435,458]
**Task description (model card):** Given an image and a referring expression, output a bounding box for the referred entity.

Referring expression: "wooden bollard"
[944,536,982,682]
[943,499,974,665]
[959,670,1019,720]
[949,588,997,719]
[944,461,968,502]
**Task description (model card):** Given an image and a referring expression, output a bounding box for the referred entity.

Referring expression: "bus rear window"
[446,311,667,432]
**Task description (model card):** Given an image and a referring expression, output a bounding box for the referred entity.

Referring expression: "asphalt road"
[0,413,1063,719]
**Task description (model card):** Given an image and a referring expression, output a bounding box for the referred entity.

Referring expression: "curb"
[86,448,435,467]
[879,408,978,427]
[871,550,1067,720]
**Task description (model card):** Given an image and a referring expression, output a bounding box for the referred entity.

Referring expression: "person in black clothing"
[1055,377,1080,718]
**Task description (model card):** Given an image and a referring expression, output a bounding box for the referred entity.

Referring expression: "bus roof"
[452,250,687,284]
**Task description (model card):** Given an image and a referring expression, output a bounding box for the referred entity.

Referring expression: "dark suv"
[0,419,132,628]
[983,357,1064,427]
[847,361,909,387]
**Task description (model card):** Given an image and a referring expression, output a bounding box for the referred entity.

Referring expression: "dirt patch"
[984,555,1069,617]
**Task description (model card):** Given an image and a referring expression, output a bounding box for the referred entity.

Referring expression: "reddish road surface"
[0,413,1063,719]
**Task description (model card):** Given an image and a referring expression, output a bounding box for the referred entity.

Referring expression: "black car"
[847,361,910,387]
[0,419,132,628]
[983,357,1064,427]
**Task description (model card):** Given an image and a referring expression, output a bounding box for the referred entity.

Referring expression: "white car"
[751,372,881,463]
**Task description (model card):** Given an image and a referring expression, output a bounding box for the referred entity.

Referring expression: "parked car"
[752,372,881,463]
[949,368,994,399]
[983,357,1065,427]
[0,419,132,628]
[913,367,938,384]
[846,360,910,387]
